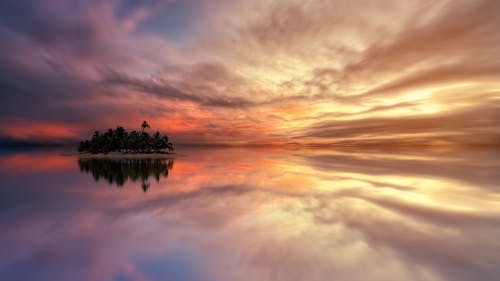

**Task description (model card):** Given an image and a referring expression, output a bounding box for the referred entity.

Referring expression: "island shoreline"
[70,152,177,159]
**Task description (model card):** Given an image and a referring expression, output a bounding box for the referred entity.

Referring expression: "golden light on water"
[1,145,500,280]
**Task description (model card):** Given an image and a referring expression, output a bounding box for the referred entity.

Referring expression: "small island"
[78,121,174,154]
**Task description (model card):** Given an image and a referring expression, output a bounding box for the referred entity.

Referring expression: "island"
[78,121,174,154]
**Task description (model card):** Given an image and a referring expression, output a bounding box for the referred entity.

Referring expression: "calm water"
[0,147,499,281]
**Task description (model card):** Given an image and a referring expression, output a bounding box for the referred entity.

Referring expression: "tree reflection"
[77,157,174,192]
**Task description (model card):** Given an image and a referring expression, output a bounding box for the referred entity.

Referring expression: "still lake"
[0,147,499,281]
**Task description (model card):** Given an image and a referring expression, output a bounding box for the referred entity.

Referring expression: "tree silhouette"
[141,120,151,133]
[78,121,174,154]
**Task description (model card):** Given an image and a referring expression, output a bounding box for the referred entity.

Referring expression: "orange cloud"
[0,120,84,140]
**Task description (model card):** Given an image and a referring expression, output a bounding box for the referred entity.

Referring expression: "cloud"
[295,102,500,145]
[102,66,260,108]
[0,0,499,144]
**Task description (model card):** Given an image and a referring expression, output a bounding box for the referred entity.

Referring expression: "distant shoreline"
[73,152,176,159]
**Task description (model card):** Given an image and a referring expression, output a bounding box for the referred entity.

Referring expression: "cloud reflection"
[0,147,499,281]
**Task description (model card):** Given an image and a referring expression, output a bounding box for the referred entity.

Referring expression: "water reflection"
[77,157,174,192]
[0,147,499,281]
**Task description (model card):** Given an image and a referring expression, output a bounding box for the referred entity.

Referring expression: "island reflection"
[77,157,174,192]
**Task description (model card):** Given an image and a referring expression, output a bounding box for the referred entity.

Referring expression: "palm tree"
[129,131,140,152]
[78,121,174,154]
[115,126,127,152]
[161,135,173,152]
[167,142,174,152]
[141,120,150,133]
[153,131,162,153]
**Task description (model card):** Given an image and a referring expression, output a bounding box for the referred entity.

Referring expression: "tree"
[141,120,150,133]
[78,122,174,154]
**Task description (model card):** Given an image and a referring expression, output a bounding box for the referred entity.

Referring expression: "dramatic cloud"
[0,0,499,145]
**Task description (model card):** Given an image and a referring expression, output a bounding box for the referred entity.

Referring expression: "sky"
[0,0,499,145]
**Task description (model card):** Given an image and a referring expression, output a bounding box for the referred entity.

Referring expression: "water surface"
[0,147,499,281]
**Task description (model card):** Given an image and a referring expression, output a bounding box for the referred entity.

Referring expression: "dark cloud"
[102,68,257,108]
[0,1,114,126]
[0,0,112,58]
[101,64,327,109]
[0,1,177,137]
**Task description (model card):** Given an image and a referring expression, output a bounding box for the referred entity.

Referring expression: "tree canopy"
[78,122,173,154]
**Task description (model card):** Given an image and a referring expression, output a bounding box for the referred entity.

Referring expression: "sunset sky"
[0,0,499,145]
